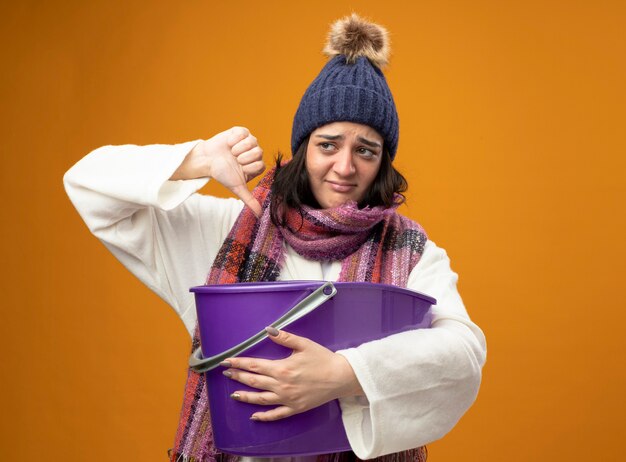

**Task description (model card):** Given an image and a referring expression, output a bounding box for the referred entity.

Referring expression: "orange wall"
[1,1,625,460]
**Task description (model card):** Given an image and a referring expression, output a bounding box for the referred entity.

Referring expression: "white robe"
[63,141,487,459]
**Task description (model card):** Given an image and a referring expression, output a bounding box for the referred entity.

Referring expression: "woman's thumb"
[230,184,262,218]
[264,327,306,351]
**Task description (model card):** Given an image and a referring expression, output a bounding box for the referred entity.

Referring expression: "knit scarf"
[169,168,429,462]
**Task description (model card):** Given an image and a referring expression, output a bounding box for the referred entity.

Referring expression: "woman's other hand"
[170,127,265,216]
[221,328,365,421]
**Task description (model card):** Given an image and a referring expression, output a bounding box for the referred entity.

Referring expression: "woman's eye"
[319,142,335,151]
[357,147,376,158]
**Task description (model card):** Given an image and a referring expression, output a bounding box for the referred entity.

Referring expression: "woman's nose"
[332,148,356,177]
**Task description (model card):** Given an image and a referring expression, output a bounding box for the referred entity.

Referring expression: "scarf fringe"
[169,447,427,462]
[315,446,427,462]
[169,448,242,462]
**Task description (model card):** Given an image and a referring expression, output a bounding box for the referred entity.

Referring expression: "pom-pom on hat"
[291,14,400,159]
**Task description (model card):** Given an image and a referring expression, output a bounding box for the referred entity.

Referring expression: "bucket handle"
[189,281,337,373]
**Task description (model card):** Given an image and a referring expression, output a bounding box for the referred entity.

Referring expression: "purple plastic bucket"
[191,281,435,457]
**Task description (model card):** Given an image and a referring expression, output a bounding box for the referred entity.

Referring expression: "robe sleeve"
[63,141,244,334]
[336,241,487,459]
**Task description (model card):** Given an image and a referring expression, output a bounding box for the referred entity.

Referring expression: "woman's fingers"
[241,160,266,182]
[224,367,279,391]
[223,356,276,376]
[236,146,265,180]
[231,390,280,406]
[231,134,259,156]
[235,146,263,164]
[250,406,295,422]
[203,126,266,217]
[226,126,250,148]
[226,134,265,212]
[221,330,354,422]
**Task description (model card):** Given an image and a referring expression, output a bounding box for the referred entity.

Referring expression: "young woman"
[64,14,486,462]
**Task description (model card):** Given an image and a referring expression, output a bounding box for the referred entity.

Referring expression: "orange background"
[1,1,625,460]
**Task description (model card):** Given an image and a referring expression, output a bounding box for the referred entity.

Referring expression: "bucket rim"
[190,280,436,305]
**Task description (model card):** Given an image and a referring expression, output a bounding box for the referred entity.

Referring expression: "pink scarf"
[169,168,428,462]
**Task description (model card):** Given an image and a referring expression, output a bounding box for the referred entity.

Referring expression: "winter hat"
[291,14,399,159]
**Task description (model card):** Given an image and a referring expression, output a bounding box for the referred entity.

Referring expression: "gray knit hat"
[291,14,399,159]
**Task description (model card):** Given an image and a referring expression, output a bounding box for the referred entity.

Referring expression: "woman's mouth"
[326,180,357,193]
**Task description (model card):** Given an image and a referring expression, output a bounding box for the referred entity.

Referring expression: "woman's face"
[306,121,384,209]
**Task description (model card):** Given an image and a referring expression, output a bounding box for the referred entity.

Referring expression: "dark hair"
[270,136,408,227]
